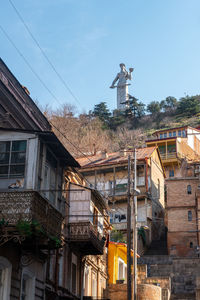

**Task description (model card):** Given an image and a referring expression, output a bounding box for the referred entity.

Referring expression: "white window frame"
[20,267,35,300]
[118,257,126,281]
[0,256,12,300]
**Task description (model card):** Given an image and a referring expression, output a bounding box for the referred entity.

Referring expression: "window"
[188,211,192,221]
[182,130,186,137]
[160,134,163,139]
[169,169,174,177]
[173,131,176,137]
[0,257,12,300]
[164,133,167,138]
[118,258,127,282]
[20,268,35,300]
[187,185,192,194]
[178,130,181,137]
[0,140,27,178]
[190,242,193,248]
[169,132,172,137]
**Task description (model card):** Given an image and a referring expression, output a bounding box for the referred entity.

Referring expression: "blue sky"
[1,0,200,113]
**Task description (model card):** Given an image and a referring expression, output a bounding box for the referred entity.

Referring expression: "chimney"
[93,143,96,156]
[120,149,128,157]
[102,149,109,158]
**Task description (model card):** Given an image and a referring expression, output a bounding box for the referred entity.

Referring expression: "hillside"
[45,94,200,157]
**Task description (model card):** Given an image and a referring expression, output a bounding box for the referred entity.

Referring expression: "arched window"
[187,185,192,194]
[20,268,35,300]
[0,256,12,300]
[188,211,192,221]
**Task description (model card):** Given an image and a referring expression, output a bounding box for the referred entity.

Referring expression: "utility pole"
[127,155,132,300]
[133,148,137,300]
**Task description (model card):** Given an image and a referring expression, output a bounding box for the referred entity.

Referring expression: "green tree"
[147,101,160,115]
[126,96,146,119]
[160,96,178,112]
[177,95,200,117]
[93,102,111,128]
[109,110,126,130]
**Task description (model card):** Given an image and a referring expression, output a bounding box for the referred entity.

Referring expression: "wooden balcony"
[0,190,63,247]
[160,152,177,162]
[68,221,105,255]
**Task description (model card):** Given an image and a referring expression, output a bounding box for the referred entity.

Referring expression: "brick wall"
[108,283,162,300]
[166,178,199,257]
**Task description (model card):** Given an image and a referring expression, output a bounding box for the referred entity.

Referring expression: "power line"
[0,23,61,107]
[8,0,82,109]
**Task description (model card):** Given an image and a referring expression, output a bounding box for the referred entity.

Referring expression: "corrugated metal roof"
[77,147,157,168]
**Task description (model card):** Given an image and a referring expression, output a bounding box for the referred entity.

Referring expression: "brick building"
[146,127,200,257]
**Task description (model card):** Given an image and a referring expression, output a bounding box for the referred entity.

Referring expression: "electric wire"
[0,24,62,107]
[8,0,82,109]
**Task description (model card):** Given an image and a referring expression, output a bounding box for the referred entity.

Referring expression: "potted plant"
[116,278,125,284]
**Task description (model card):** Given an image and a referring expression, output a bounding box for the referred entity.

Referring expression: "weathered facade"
[0,58,109,299]
[146,126,200,258]
[77,147,165,254]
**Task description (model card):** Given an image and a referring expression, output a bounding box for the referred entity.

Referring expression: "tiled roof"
[77,147,157,168]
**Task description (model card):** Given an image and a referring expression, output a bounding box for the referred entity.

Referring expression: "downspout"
[145,158,148,193]
[195,193,199,250]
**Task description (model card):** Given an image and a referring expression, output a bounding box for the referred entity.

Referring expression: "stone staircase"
[138,238,197,300]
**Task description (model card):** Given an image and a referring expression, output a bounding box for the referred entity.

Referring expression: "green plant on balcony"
[48,235,62,248]
[16,220,32,237]
[138,227,146,246]
[0,218,9,227]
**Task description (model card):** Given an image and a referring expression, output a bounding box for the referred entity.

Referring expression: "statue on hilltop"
[110,63,134,110]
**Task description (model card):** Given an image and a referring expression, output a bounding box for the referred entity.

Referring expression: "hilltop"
[45,94,200,157]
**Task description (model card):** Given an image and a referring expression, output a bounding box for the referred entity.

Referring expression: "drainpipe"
[195,194,199,250]
[145,158,148,193]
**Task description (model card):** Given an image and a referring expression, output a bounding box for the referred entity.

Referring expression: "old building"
[146,127,200,257]
[77,147,165,254]
[146,126,200,178]
[166,161,200,257]
[0,58,109,299]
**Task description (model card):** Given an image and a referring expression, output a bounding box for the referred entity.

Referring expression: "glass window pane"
[11,152,26,164]
[169,132,172,137]
[0,142,10,153]
[178,130,181,137]
[12,141,27,152]
[0,153,9,164]
[10,165,25,177]
[164,133,167,138]
[173,131,176,137]
[0,166,9,177]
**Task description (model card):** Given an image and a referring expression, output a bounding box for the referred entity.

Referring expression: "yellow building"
[108,241,137,284]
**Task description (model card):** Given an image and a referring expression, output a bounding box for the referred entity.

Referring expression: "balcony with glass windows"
[68,185,107,255]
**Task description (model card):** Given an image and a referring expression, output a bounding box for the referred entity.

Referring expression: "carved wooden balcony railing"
[68,221,105,255]
[0,190,63,246]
